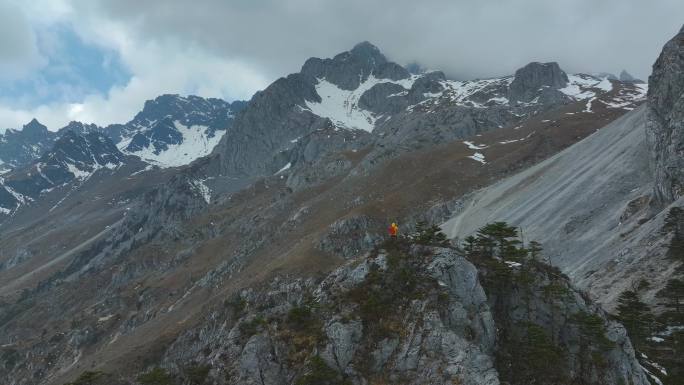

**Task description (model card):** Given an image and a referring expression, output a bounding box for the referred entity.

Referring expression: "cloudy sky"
[0,0,682,131]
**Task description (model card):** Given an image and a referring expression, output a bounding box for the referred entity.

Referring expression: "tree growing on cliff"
[616,290,654,343]
[658,278,684,316]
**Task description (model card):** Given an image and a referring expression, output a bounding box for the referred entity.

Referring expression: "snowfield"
[123,121,225,168]
[304,75,418,132]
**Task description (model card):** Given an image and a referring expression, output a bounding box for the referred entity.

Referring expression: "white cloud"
[0,4,269,131]
[0,2,46,80]
[1,0,683,131]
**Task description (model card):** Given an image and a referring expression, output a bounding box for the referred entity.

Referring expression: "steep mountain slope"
[442,27,683,310]
[441,107,668,302]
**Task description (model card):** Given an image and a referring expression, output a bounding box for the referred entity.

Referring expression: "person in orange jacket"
[388,222,399,238]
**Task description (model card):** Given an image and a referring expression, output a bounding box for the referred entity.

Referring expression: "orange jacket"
[388,223,398,236]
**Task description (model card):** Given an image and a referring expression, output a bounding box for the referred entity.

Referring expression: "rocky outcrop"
[646,25,684,205]
[156,242,647,385]
[509,61,569,104]
[317,215,384,259]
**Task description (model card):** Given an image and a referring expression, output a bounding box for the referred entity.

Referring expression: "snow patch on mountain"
[468,152,487,164]
[444,77,512,104]
[560,74,613,100]
[0,160,9,175]
[63,161,119,181]
[409,76,513,111]
[125,122,225,168]
[463,141,488,150]
[304,75,418,132]
[600,83,648,110]
[275,162,292,175]
[190,178,212,204]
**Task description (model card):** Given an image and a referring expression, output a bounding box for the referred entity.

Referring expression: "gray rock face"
[363,104,515,169]
[213,73,327,177]
[509,61,569,103]
[156,245,647,385]
[238,334,286,385]
[406,71,446,104]
[321,319,363,370]
[646,25,684,205]
[358,82,409,115]
[280,122,373,191]
[317,215,384,259]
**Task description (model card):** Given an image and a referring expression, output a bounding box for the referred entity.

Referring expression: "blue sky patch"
[0,24,130,108]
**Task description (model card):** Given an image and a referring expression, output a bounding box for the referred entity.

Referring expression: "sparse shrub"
[287,305,315,329]
[184,364,211,385]
[65,371,105,385]
[137,367,172,385]
[280,303,325,364]
[239,316,267,337]
[224,294,247,318]
[295,356,350,385]
[1,348,20,370]
[542,282,571,300]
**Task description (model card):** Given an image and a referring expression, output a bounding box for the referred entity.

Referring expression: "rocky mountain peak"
[509,61,569,103]
[21,118,48,136]
[348,40,387,64]
[301,42,409,90]
[135,94,216,123]
[0,119,56,169]
[48,130,125,167]
[619,70,644,83]
[646,25,684,204]
[109,93,245,167]
[59,121,100,136]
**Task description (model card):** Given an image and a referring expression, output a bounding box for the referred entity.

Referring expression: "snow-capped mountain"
[0,131,126,214]
[301,57,647,132]
[212,41,648,181]
[111,94,247,167]
[0,95,247,174]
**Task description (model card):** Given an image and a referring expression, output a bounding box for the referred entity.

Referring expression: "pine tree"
[476,222,519,258]
[657,278,684,315]
[615,290,654,343]
[413,221,449,246]
[463,235,477,255]
[528,241,543,261]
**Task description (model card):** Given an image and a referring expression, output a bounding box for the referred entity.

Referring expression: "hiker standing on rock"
[388,222,399,239]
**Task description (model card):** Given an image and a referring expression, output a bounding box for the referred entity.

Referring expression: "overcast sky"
[0,0,682,131]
